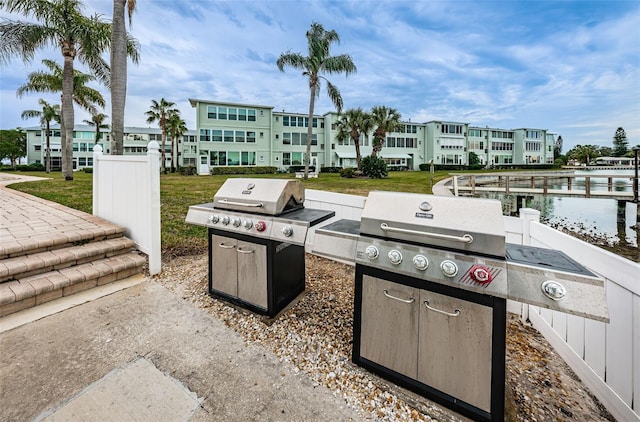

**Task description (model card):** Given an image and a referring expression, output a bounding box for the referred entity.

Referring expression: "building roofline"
[188,98,275,110]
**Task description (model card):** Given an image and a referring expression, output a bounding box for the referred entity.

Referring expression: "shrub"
[288,165,315,173]
[82,167,93,174]
[179,166,197,176]
[360,155,388,179]
[339,167,355,178]
[210,166,277,175]
[320,166,342,173]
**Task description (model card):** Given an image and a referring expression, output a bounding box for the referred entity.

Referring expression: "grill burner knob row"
[254,221,266,232]
[365,245,379,260]
[440,260,458,277]
[413,254,429,271]
[281,225,293,237]
[388,250,403,265]
[221,216,230,225]
[242,219,253,229]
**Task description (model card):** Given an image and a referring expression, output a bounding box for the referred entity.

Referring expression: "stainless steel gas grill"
[312,191,608,422]
[185,178,334,318]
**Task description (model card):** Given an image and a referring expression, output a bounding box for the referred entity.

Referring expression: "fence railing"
[304,189,639,422]
[92,142,161,275]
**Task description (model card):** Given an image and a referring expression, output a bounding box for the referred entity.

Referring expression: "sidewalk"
[0,280,365,421]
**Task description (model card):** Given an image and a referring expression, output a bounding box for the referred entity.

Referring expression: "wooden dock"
[450,173,638,200]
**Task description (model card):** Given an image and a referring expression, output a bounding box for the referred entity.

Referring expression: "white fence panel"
[92,142,161,275]
[507,208,640,422]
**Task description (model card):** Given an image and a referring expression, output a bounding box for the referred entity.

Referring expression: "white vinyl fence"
[92,142,161,275]
[304,189,640,422]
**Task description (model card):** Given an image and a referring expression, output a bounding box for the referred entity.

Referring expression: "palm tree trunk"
[45,122,51,173]
[161,126,166,174]
[111,0,127,156]
[305,92,315,180]
[62,54,75,181]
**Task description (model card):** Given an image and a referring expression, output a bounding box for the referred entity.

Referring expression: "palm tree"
[277,22,356,179]
[111,0,138,156]
[165,112,187,173]
[1,0,139,180]
[17,59,106,117]
[20,99,60,173]
[370,106,403,157]
[145,98,178,174]
[335,108,373,169]
[83,112,109,145]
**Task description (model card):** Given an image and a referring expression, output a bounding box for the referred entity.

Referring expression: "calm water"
[474,169,639,248]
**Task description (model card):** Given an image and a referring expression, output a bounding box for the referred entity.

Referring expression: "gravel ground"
[157,253,614,422]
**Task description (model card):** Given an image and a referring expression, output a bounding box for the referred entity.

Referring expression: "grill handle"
[423,300,461,317]
[219,199,264,208]
[383,289,415,304]
[237,248,255,254]
[379,223,473,244]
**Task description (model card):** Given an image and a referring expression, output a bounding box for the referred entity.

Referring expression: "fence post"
[147,141,161,275]
[92,144,103,215]
[453,175,459,196]
[517,207,541,323]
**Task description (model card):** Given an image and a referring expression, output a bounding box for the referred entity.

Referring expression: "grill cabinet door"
[211,235,238,297]
[417,290,493,413]
[237,241,268,310]
[360,275,419,379]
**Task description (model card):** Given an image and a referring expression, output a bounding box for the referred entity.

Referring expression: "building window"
[235,131,245,142]
[223,130,234,142]
[248,110,256,121]
[442,124,463,134]
[247,131,256,143]
[238,109,247,121]
[34,145,42,151]
[283,116,289,127]
[228,108,237,121]
[212,130,222,142]
[200,129,210,142]
[468,129,482,137]
[218,107,227,120]
[207,106,217,119]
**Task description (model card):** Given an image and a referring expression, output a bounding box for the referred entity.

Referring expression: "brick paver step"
[0,252,146,317]
[0,237,137,283]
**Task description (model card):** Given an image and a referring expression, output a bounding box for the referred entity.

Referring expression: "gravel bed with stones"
[154,253,615,422]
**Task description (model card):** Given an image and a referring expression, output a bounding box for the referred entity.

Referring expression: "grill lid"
[213,178,304,216]
[359,191,506,257]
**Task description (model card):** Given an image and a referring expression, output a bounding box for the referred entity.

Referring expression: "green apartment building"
[21,99,555,172]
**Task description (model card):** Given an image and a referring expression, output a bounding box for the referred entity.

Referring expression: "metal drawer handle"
[383,289,415,304]
[423,300,461,317]
[380,223,473,244]
[237,248,255,254]
[218,243,236,249]
[219,199,264,208]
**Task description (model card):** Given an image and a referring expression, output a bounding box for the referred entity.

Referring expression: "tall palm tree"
[20,99,60,173]
[165,112,187,173]
[0,0,113,180]
[277,22,356,179]
[111,0,138,156]
[370,105,403,157]
[145,98,178,174]
[335,108,372,169]
[83,112,109,145]
[17,59,106,116]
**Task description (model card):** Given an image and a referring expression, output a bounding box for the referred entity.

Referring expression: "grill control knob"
[440,260,458,277]
[470,264,492,283]
[242,219,253,230]
[255,221,267,232]
[232,217,241,227]
[388,250,403,265]
[282,225,293,237]
[365,245,379,260]
[541,280,567,301]
[208,214,220,224]
[221,215,230,225]
[413,255,429,271]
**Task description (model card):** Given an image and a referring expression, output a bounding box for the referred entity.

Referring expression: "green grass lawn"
[6,170,451,257]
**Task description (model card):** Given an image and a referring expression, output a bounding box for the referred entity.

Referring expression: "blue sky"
[1,0,638,152]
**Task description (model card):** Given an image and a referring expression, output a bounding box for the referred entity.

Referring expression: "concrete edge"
[0,273,147,334]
